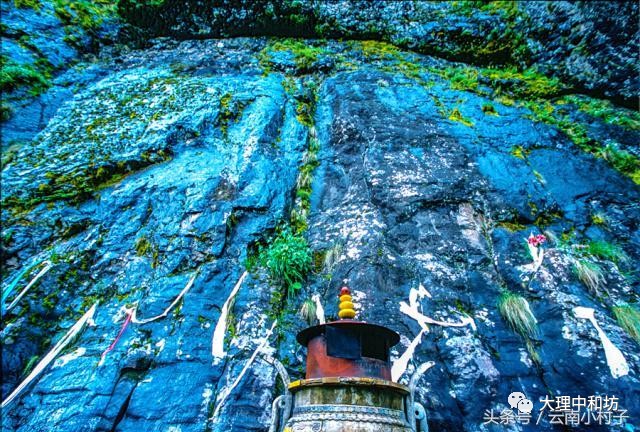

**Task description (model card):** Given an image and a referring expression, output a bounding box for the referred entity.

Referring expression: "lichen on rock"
[1,3,639,432]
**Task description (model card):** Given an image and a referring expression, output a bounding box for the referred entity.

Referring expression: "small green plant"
[612,304,640,344]
[357,40,402,61]
[135,236,151,256]
[265,229,311,297]
[496,95,515,106]
[482,67,561,99]
[562,95,640,131]
[299,298,317,325]
[0,56,50,95]
[510,145,529,160]
[262,38,326,71]
[439,67,479,91]
[217,92,247,136]
[533,170,546,185]
[587,240,628,264]
[22,355,40,376]
[498,291,538,339]
[573,258,605,295]
[287,281,303,299]
[590,212,607,226]
[448,107,474,127]
[482,103,498,115]
[496,219,526,232]
[525,339,541,365]
[523,100,639,185]
[53,0,117,32]
[598,144,640,185]
[14,0,41,9]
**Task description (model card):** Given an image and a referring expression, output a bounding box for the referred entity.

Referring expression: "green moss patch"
[259,38,327,74]
[0,56,51,96]
[53,0,116,32]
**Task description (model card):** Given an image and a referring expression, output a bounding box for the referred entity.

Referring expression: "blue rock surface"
[1,4,639,432]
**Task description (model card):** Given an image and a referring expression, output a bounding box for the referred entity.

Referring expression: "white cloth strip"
[131,272,198,325]
[1,303,97,409]
[5,261,52,312]
[211,271,247,360]
[211,320,277,420]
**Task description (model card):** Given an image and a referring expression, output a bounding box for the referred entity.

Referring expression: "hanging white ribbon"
[211,271,247,362]
[211,320,277,420]
[130,272,198,325]
[312,294,325,324]
[3,261,52,313]
[1,303,97,409]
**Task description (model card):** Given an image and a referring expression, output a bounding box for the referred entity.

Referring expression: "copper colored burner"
[296,321,400,380]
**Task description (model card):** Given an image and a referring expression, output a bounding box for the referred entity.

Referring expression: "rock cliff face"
[116,0,639,105]
[1,2,639,432]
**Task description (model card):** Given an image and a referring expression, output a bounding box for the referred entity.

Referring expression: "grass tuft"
[322,243,342,273]
[612,304,640,344]
[498,291,538,339]
[299,298,317,325]
[573,258,605,295]
[510,145,529,160]
[562,95,640,131]
[482,103,498,115]
[587,240,628,264]
[135,236,151,256]
[14,0,41,9]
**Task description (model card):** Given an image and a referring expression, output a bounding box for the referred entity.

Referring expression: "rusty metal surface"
[296,321,400,347]
[304,334,393,380]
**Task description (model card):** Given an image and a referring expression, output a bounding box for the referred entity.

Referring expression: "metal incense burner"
[268,287,429,432]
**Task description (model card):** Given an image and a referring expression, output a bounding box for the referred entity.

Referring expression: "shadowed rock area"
[1,2,639,432]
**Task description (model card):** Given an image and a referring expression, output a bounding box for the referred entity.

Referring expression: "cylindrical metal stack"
[270,287,427,432]
[285,377,413,432]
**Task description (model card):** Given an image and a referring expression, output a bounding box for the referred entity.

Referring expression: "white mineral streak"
[573,307,629,378]
[350,290,367,311]
[401,284,476,332]
[320,203,382,261]
[312,294,326,324]
[456,204,483,249]
[211,320,277,420]
[413,253,458,280]
[211,271,248,362]
[199,383,214,422]
[391,329,426,381]
[2,303,97,409]
[519,348,533,368]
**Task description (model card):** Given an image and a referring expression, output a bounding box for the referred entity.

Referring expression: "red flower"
[527,234,546,247]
